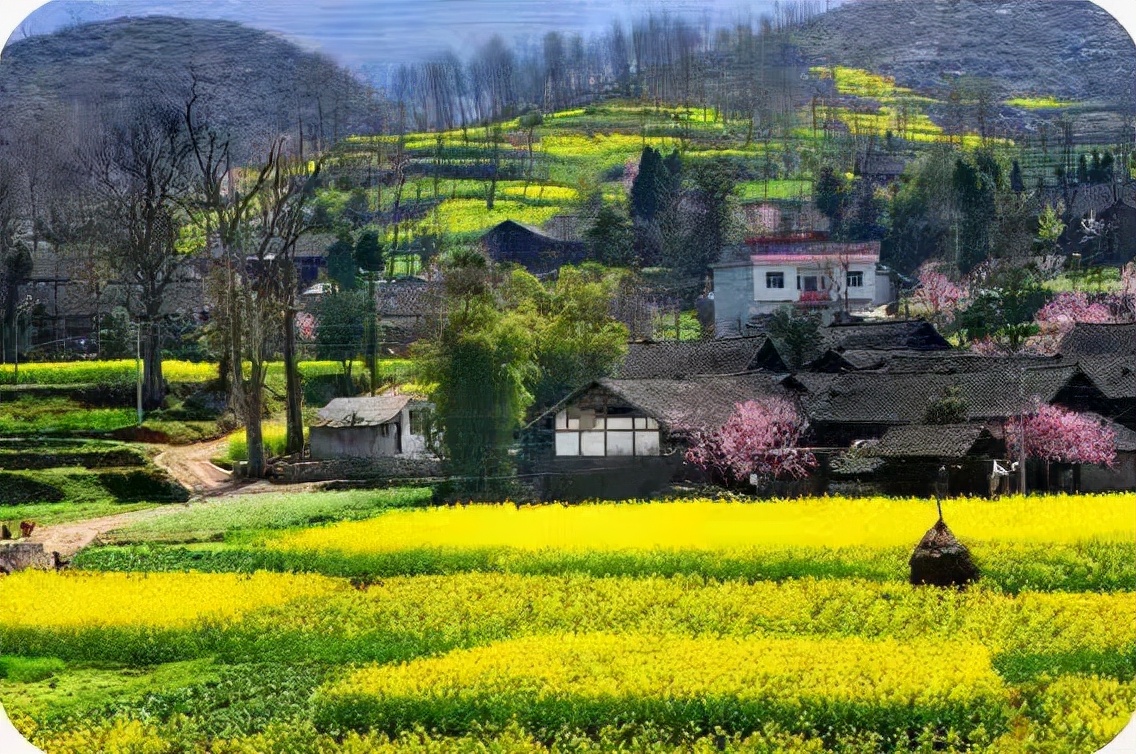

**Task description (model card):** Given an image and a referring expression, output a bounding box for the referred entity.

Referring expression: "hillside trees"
[670,158,739,279]
[314,288,366,393]
[882,146,956,274]
[952,149,1002,273]
[414,250,537,496]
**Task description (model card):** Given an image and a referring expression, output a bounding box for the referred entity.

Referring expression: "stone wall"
[0,541,52,574]
[274,456,441,484]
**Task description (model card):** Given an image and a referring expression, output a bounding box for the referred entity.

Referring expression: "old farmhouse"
[310,394,432,461]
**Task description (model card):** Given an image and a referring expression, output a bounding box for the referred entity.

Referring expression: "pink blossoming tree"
[1004,403,1117,488]
[912,263,966,325]
[1030,291,1114,354]
[685,397,816,488]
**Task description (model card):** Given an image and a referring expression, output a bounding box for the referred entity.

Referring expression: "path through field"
[28,439,316,558]
[152,438,236,497]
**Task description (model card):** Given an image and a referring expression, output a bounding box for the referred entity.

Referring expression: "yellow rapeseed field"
[0,571,341,629]
[320,633,1007,718]
[270,495,1136,556]
[242,573,1136,657]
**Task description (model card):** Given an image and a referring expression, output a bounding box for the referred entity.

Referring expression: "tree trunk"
[141,317,165,410]
[283,306,304,456]
[245,360,266,478]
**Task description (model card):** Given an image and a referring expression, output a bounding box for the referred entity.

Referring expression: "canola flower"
[0,571,341,629]
[270,495,1136,557]
[315,633,1009,739]
[241,573,1136,660]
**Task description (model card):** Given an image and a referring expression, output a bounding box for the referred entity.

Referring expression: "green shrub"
[0,656,66,683]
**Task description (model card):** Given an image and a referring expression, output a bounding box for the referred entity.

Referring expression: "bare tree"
[184,81,321,475]
[83,99,194,408]
[0,156,31,363]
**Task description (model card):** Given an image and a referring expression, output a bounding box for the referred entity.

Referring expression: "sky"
[6,0,846,75]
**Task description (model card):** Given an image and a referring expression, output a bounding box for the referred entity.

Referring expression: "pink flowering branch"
[685,397,816,486]
[912,263,966,324]
[1004,403,1117,469]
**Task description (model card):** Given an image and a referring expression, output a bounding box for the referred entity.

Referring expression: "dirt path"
[28,440,318,558]
[152,439,236,497]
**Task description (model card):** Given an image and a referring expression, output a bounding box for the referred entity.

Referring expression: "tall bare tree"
[84,100,194,409]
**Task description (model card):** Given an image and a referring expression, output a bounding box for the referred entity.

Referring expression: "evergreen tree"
[1010,160,1025,193]
[584,204,636,267]
[326,234,357,290]
[354,229,384,274]
[630,147,665,222]
[814,166,847,228]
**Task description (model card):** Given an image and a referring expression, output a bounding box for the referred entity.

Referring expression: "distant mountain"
[0,16,381,149]
[796,0,1136,109]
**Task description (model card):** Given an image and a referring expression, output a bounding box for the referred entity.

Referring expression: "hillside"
[797,0,1136,112]
[0,16,380,149]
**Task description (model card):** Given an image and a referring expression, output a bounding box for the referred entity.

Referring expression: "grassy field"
[0,492,1126,751]
[101,487,430,544]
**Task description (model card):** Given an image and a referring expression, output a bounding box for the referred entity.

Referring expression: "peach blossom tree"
[685,397,816,487]
[1004,403,1117,488]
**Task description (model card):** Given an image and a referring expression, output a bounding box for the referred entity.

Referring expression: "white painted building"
[712,239,897,337]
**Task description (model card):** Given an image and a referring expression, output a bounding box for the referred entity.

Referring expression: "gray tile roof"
[1057,323,1136,358]
[314,395,412,428]
[596,374,791,435]
[1076,357,1136,400]
[871,424,994,458]
[794,366,1083,425]
[615,337,779,380]
[820,320,951,352]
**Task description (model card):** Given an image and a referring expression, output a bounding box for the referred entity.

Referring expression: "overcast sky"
[8,0,848,72]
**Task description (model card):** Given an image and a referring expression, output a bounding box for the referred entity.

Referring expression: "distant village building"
[480,219,586,275]
[711,235,898,336]
[309,394,432,461]
[18,247,206,356]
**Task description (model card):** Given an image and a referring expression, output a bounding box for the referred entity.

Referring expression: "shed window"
[409,410,429,436]
[765,272,785,289]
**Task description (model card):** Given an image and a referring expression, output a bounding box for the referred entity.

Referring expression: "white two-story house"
[711,235,896,337]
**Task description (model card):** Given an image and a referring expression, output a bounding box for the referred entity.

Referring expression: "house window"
[766,272,785,289]
[802,276,819,292]
[847,271,864,288]
[555,408,660,457]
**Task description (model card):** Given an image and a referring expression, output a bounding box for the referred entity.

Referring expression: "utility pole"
[135,317,144,426]
[1018,366,1027,495]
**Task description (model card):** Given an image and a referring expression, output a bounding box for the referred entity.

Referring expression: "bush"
[0,655,66,683]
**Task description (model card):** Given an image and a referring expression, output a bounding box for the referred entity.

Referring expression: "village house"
[480,219,586,276]
[710,234,898,337]
[540,318,1134,497]
[309,394,432,461]
[523,373,794,500]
